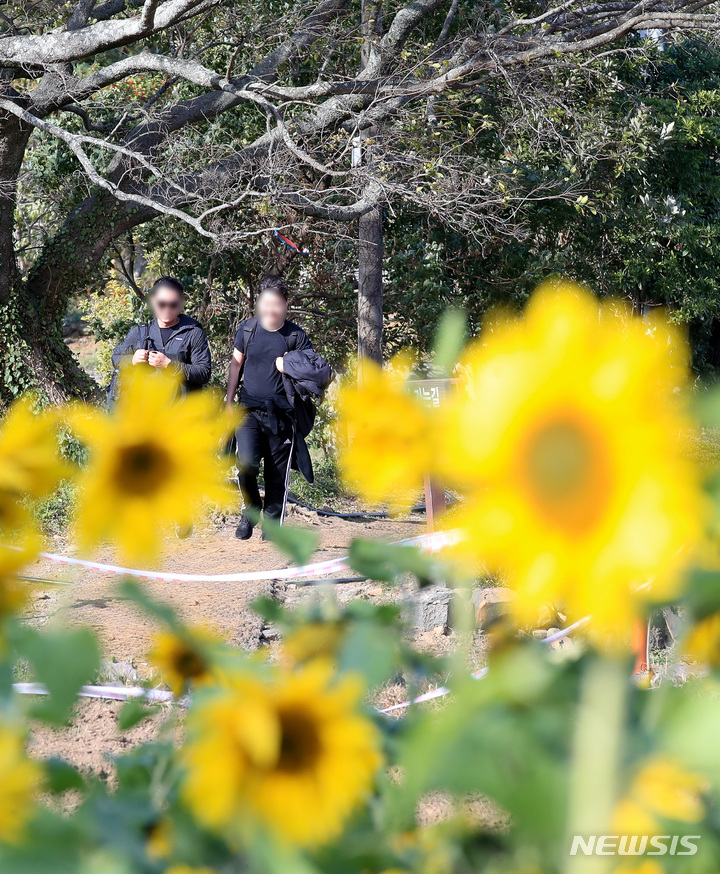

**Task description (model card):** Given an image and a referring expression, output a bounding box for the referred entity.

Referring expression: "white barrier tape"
[543,616,590,644]
[13,682,174,704]
[13,617,591,711]
[15,531,592,715]
[377,616,591,714]
[31,529,460,584]
[378,667,489,714]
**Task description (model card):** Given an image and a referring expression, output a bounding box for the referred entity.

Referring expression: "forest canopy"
[2,1,720,403]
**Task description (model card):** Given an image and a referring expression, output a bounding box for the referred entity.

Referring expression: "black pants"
[236,411,293,520]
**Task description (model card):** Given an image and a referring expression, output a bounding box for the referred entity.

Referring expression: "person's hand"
[275,355,285,373]
[226,400,235,414]
[132,349,149,365]
[148,351,171,369]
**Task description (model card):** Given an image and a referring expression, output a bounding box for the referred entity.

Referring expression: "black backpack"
[241,317,303,358]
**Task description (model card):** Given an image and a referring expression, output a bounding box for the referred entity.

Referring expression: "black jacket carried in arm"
[236,318,333,483]
[112,314,212,391]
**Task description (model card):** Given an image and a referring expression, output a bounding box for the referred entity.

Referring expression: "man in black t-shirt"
[226,275,311,540]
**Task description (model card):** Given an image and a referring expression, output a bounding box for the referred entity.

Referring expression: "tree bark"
[356,0,384,363]
[25,191,153,318]
[357,203,383,363]
[0,114,30,302]
[22,192,155,403]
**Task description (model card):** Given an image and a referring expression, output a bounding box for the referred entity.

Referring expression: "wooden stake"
[424,476,446,533]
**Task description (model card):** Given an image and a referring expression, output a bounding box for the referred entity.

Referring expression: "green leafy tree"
[1,0,718,403]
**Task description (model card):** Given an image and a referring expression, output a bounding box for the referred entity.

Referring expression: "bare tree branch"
[91,0,144,21]
[67,0,99,30]
[0,0,217,65]
[139,0,162,30]
[0,96,230,237]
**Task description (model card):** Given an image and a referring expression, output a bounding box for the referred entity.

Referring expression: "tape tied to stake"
[12,534,590,713]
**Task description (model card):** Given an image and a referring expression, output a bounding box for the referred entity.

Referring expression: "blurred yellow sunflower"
[613,863,665,874]
[0,397,67,500]
[148,627,220,697]
[0,538,42,633]
[336,356,433,511]
[0,720,40,843]
[66,366,239,563]
[181,662,381,846]
[682,613,720,665]
[0,398,67,547]
[632,757,706,822]
[145,816,173,860]
[280,622,344,666]
[613,756,705,837]
[0,493,34,539]
[439,281,702,645]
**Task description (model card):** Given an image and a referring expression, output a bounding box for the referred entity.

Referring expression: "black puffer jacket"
[279,347,334,484]
[112,315,212,390]
[282,349,333,403]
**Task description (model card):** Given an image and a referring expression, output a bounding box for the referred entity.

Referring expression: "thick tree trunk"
[0,269,104,405]
[25,192,152,320]
[0,186,155,405]
[0,113,82,406]
[357,203,383,363]
[0,91,135,404]
[0,113,30,302]
[356,0,384,364]
[0,271,100,405]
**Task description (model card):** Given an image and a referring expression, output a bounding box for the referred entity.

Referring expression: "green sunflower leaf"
[255,513,319,566]
[116,697,159,731]
[348,539,441,586]
[18,626,101,725]
[432,307,467,375]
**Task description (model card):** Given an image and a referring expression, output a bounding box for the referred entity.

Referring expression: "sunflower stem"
[565,654,627,874]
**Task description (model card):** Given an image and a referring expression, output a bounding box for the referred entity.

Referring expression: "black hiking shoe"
[235,516,255,540]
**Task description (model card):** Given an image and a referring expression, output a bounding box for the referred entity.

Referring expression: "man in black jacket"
[227,275,331,540]
[112,277,212,391]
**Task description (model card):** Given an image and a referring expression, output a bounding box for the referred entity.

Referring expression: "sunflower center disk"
[114,442,172,496]
[523,417,607,532]
[174,647,207,680]
[277,708,322,773]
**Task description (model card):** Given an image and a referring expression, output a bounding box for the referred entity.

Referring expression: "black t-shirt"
[234,321,289,400]
[158,326,175,349]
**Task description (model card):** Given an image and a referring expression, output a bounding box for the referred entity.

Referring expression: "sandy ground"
[24,506,423,658]
[23,507,445,780]
[28,700,170,784]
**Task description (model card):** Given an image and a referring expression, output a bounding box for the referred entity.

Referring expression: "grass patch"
[288,452,346,509]
[33,481,77,539]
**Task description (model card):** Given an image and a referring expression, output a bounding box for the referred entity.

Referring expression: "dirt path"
[28,700,171,784]
[23,507,423,672]
[22,508,442,780]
